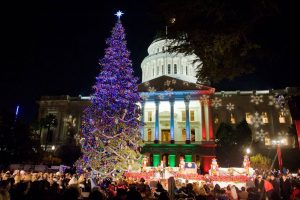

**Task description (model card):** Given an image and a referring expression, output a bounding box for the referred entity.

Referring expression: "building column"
[154,100,160,143]
[170,99,175,143]
[140,101,145,140]
[201,101,207,141]
[208,100,214,140]
[204,103,210,140]
[185,99,191,144]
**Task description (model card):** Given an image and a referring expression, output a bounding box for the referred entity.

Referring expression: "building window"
[156,66,159,75]
[186,66,188,75]
[246,113,252,124]
[182,111,186,121]
[182,129,186,141]
[214,117,219,124]
[230,113,236,124]
[162,65,164,75]
[162,47,165,52]
[191,129,195,142]
[174,64,177,74]
[168,64,171,74]
[279,112,286,123]
[190,110,195,121]
[262,112,269,123]
[157,48,159,53]
[181,65,183,74]
[148,111,152,122]
[152,67,154,76]
[147,129,152,142]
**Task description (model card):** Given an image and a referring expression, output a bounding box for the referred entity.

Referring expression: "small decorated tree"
[76,11,143,178]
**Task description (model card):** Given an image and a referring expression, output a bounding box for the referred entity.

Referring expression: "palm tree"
[40,114,58,151]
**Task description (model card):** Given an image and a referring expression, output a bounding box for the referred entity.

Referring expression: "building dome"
[141,38,200,83]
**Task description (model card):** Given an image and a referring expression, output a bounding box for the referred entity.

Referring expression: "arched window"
[174,64,177,74]
[168,64,171,74]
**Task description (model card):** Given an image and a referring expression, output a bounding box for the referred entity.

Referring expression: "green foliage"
[250,153,271,170]
[159,0,280,83]
[216,120,252,147]
[0,110,42,164]
[215,120,252,166]
[40,114,58,151]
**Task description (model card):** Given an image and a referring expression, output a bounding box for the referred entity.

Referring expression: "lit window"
[246,113,252,124]
[162,65,164,74]
[191,129,195,142]
[214,117,219,124]
[186,66,188,75]
[168,64,171,74]
[265,137,271,145]
[190,110,195,121]
[147,129,152,142]
[182,129,186,141]
[156,66,159,75]
[230,113,236,124]
[262,112,269,123]
[174,64,177,74]
[148,111,152,122]
[279,112,286,123]
[182,111,186,121]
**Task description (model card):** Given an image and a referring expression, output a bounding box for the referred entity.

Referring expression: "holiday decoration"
[179,157,185,171]
[226,103,235,111]
[209,158,219,176]
[76,12,143,178]
[200,95,210,104]
[268,95,280,108]
[255,129,268,142]
[243,155,251,175]
[280,107,290,116]
[251,112,264,128]
[142,156,148,169]
[250,95,263,105]
[211,97,222,109]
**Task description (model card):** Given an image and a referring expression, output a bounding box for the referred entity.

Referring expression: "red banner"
[295,120,300,150]
[277,145,283,170]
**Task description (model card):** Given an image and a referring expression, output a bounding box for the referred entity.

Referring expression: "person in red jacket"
[264,179,274,199]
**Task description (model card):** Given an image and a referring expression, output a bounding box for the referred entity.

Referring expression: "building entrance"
[161,129,170,142]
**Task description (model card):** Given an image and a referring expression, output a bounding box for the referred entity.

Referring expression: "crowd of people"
[0,169,300,200]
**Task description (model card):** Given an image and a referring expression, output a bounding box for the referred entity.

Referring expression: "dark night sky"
[0,0,299,121]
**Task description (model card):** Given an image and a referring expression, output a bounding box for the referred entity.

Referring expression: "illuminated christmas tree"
[76,11,143,178]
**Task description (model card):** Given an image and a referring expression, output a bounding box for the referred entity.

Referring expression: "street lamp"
[51,145,55,165]
[246,148,251,155]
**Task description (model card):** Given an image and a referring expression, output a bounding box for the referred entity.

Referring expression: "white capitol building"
[141,38,199,83]
[38,37,294,172]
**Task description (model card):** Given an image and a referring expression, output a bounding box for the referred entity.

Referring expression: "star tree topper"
[115,10,124,21]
